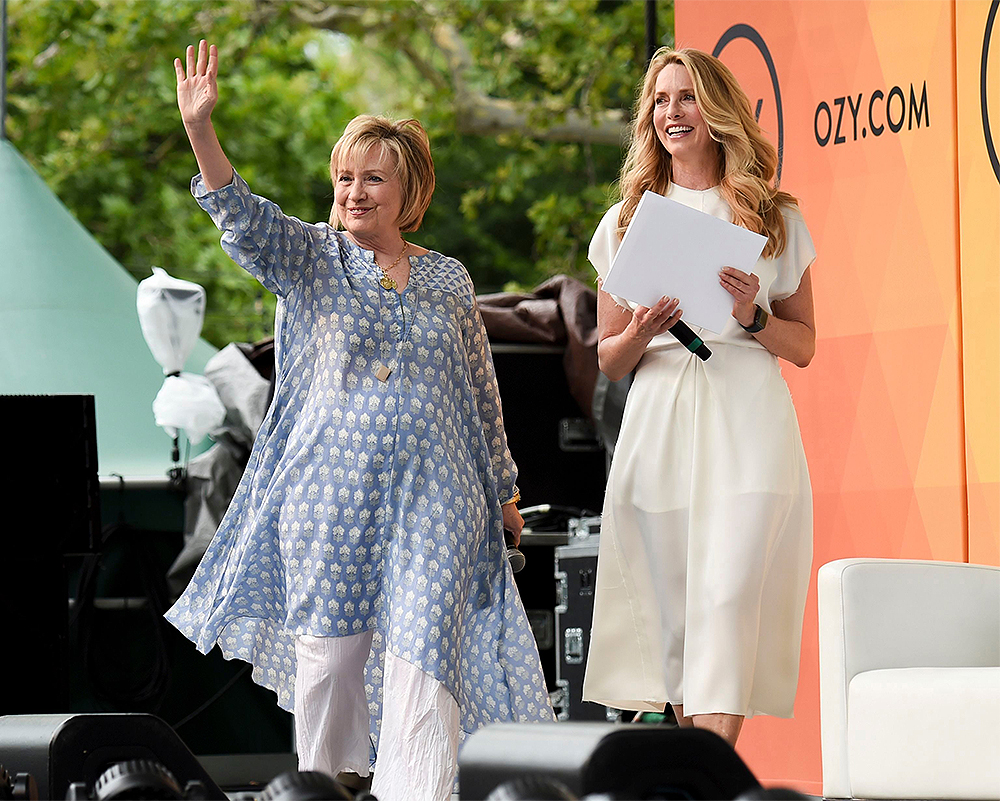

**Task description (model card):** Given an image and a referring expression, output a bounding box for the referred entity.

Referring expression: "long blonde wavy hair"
[617,47,797,259]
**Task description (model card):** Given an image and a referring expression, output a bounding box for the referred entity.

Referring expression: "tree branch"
[291,1,391,38]
[294,1,629,145]
[457,95,627,145]
[429,20,627,144]
[396,40,448,93]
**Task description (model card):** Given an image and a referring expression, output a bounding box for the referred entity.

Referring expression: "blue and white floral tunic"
[165,172,554,754]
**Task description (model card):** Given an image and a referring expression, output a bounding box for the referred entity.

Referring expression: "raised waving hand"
[175,40,218,126]
[174,40,232,191]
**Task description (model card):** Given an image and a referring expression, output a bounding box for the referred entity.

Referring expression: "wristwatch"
[740,304,769,333]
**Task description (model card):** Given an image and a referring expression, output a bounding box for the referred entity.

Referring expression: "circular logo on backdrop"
[984,0,999,183]
[712,24,784,184]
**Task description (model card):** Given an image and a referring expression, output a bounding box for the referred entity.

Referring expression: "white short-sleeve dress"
[582,184,816,718]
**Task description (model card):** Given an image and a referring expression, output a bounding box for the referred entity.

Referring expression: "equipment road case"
[513,530,568,692]
[553,535,621,722]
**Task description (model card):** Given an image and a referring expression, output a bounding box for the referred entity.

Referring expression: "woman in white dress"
[582,47,817,747]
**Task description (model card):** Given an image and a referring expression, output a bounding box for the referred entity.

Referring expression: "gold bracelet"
[502,490,521,506]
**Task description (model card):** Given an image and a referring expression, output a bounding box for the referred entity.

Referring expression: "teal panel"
[0,140,218,477]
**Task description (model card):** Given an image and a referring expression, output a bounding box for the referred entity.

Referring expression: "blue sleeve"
[191,171,330,297]
[461,295,520,504]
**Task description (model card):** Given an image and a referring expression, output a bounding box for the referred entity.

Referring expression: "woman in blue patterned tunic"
[165,40,554,800]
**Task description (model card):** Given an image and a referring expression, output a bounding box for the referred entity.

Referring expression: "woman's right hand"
[175,40,218,127]
[596,283,684,381]
[628,295,683,341]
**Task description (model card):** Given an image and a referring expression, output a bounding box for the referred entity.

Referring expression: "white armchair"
[818,558,1000,800]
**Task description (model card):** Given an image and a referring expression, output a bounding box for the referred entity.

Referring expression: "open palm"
[174,40,218,126]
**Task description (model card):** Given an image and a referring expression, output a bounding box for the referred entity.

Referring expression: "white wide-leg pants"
[294,632,460,801]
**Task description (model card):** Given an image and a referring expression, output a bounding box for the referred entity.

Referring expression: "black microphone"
[669,321,712,360]
[504,529,525,573]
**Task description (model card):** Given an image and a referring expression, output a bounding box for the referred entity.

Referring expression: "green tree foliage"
[7,0,673,347]
[8,0,352,344]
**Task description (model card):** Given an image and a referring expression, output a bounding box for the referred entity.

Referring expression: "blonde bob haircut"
[617,47,798,259]
[329,115,435,232]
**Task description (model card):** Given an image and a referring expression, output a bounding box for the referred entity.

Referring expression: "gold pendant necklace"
[376,241,408,291]
[373,256,408,383]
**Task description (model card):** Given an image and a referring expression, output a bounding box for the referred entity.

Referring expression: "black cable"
[130,524,174,707]
[520,505,599,531]
[72,522,173,712]
[171,664,250,730]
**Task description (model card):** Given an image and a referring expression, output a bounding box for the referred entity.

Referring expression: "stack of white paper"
[602,190,768,334]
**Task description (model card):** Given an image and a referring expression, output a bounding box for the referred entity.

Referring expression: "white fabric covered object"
[137,267,225,443]
[137,266,207,375]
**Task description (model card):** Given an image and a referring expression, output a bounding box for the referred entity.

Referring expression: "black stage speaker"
[490,345,605,513]
[3,394,100,557]
[0,713,226,800]
[459,722,761,800]
[1,395,101,715]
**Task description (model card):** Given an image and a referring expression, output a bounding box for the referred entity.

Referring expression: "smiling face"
[652,63,718,170]
[332,145,405,240]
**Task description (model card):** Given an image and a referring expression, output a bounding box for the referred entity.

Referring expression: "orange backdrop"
[675,0,999,792]
[958,0,1000,563]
